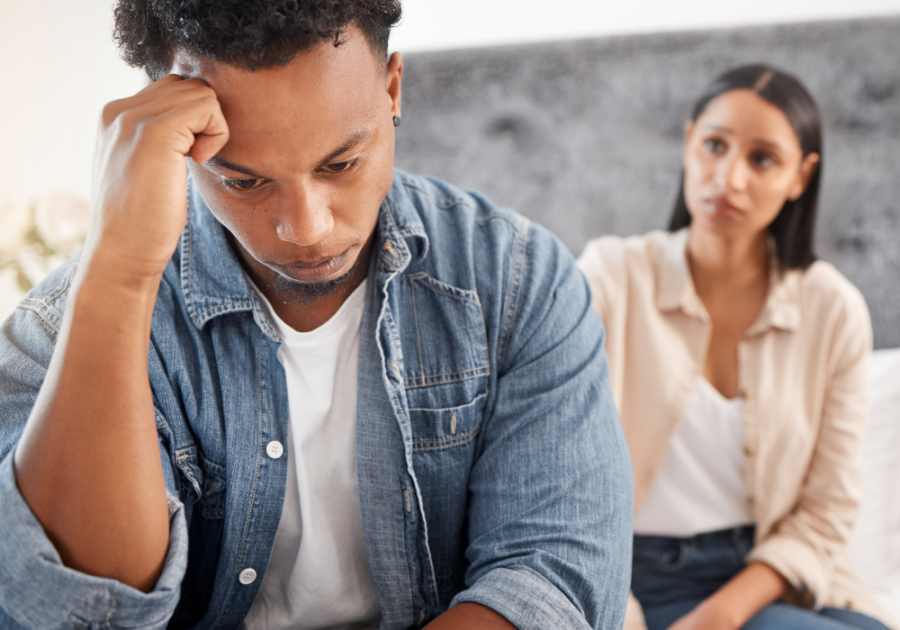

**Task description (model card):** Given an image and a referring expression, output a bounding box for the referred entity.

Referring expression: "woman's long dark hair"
[668,64,823,270]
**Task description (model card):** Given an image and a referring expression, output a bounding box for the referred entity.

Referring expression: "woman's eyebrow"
[751,139,784,151]
[704,124,784,151]
[705,123,734,135]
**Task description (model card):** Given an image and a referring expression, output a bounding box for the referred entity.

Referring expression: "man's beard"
[270,254,362,306]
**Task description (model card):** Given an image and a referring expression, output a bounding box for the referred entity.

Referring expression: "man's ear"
[788,152,821,201]
[386,52,403,119]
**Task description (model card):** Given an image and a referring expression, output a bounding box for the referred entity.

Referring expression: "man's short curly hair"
[114,0,403,80]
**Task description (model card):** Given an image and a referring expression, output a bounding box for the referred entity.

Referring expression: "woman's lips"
[272,249,352,283]
[705,198,744,219]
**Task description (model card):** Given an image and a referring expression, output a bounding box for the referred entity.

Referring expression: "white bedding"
[849,348,900,618]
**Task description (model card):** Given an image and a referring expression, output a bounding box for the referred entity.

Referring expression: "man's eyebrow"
[204,155,265,178]
[319,129,372,165]
[204,129,373,177]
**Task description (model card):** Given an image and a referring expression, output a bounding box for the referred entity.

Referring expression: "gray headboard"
[394,17,900,349]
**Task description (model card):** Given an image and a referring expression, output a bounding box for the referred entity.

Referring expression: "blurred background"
[2,0,900,326]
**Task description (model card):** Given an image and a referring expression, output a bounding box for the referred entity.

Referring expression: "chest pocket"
[396,273,489,414]
[175,446,228,520]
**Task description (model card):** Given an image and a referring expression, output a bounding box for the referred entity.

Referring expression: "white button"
[239,568,257,585]
[266,441,284,459]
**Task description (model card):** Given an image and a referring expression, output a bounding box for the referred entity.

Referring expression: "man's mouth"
[270,248,352,283]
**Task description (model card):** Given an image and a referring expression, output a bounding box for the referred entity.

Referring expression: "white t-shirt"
[633,377,754,538]
[242,280,380,630]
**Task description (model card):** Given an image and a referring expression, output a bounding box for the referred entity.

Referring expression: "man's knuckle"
[101,100,125,125]
[118,109,146,133]
[135,117,164,139]
[196,91,219,108]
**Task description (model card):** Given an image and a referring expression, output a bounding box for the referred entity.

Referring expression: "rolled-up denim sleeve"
[453,223,634,630]
[0,273,188,628]
[452,566,602,630]
[0,454,188,629]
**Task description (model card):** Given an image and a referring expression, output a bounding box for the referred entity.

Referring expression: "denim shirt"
[0,171,633,630]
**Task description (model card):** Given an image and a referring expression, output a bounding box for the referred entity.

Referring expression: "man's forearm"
[424,603,516,630]
[13,263,170,593]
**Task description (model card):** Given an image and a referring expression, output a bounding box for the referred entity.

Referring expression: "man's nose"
[276,182,334,247]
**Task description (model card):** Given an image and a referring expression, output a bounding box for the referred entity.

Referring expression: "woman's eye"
[704,138,726,154]
[226,178,262,190]
[751,152,776,168]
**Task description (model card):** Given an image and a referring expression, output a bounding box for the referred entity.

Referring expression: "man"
[0,1,632,628]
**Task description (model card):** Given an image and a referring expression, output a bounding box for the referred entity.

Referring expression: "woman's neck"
[686,226,769,300]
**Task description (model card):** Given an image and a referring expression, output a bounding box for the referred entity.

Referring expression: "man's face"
[174,28,402,303]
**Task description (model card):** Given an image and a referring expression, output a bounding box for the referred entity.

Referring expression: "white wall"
[0,1,147,206]
[392,0,900,52]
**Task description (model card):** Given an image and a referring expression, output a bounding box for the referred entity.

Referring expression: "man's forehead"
[176,33,388,177]
[170,25,383,92]
[176,30,384,160]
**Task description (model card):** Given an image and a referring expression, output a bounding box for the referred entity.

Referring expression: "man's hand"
[13,75,228,593]
[423,603,516,629]
[86,75,229,282]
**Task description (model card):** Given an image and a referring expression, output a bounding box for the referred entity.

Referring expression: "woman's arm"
[745,292,872,602]
[668,562,787,630]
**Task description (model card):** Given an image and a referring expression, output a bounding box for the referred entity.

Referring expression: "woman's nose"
[716,153,750,192]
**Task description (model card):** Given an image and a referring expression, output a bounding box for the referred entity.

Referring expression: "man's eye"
[226,178,262,190]
[323,160,355,174]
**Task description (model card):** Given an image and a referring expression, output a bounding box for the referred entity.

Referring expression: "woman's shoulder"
[577,229,674,285]
[793,260,872,343]
[797,260,870,322]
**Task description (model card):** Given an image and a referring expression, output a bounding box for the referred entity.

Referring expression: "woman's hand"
[669,562,788,630]
[668,599,741,630]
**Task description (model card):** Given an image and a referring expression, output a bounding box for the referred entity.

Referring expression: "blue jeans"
[632,526,890,630]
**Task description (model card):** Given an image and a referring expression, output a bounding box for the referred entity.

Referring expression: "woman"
[578,65,894,630]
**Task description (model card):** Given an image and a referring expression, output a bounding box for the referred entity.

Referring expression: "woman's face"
[682,89,820,240]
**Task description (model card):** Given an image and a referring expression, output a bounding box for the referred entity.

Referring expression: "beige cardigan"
[577,229,895,629]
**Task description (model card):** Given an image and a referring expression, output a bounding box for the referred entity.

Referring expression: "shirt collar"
[181,170,428,336]
[655,228,698,315]
[371,171,429,273]
[655,227,801,333]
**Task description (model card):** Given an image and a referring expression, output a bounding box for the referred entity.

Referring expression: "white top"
[242,281,380,630]
[633,377,754,538]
